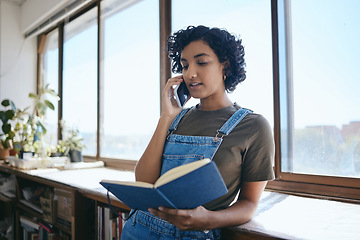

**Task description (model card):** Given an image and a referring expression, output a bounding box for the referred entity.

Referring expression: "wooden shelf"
[0,163,132,240]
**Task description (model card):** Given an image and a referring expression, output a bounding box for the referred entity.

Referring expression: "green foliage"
[28,83,58,117]
[28,83,60,136]
[0,84,59,154]
[60,120,86,155]
[0,99,16,149]
[0,99,28,149]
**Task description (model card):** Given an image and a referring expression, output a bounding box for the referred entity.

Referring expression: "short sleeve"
[242,115,275,182]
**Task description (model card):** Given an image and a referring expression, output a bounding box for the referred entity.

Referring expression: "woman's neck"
[198,95,233,111]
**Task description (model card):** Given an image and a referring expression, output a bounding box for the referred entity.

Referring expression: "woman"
[121,25,274,240]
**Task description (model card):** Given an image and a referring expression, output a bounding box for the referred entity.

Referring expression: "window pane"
[279,0,360,177]
[63,8,98,156]
[42,29,59,147]
[172,0,274,127]
[101,0,159,159]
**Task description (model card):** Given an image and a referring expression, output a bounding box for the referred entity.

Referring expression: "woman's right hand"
[161,75,187,119]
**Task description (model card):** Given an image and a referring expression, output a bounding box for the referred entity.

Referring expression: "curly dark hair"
[167,25,246,92]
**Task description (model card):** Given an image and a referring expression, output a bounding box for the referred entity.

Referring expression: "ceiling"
[0,0,27,6]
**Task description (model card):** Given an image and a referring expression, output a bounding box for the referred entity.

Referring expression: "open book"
[100,158,228,211]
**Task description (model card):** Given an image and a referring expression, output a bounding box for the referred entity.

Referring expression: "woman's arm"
[134,115,173,183]
[149,181,267,230]
[135,76,185,183]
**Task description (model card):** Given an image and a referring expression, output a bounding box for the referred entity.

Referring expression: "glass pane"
[41,29,59,147]
[279,0,360,177]
[172,0,274,127]
[63,7,98,156]
[101,0,159,159]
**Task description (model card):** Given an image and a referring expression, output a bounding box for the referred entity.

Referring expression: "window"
[63,7,98,156]
[41,0,159,161]
[279,0,360,178]
[172,0,274,125]
[270,0,360,198]
[41,29,59,146]
[100,0,159,160]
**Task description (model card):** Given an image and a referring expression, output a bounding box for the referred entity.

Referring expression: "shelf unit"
[0,164,130,240]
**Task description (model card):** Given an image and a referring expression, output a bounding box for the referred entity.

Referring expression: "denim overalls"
[121,107,251,240]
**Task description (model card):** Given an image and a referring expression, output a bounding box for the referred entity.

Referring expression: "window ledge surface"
[229,191,360,239]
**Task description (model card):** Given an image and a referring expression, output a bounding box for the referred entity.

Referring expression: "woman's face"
[180,40,226,104]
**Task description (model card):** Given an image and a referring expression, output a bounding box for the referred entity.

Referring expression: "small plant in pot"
[14,115,40,159]
[60,121,86,162]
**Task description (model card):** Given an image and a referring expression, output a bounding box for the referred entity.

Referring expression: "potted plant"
[0,99,28,159]
[60,121,86,162]
[13,114,38,159]
[4,84,59,159]
[12,84,60,159]
[1,85,59,161]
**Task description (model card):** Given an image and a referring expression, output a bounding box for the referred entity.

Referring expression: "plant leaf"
[28,93,38,99]
[0,111,5,122]
[10,100,16,111]
[2,139,9,149]
[1,99,10,107]
[37,121,47,134]
[2,123,11,134]
[44,100,55,110]
[4,110,15,120]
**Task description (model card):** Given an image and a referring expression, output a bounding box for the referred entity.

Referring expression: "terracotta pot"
[9,148,18,156]
[0,148,10,160]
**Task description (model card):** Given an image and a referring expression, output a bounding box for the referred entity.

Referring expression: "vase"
[19,150,35,159]
[0,148,10,160]
[69,150,82,162]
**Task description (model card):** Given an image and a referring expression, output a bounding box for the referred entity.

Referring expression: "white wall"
[0,1,36,110]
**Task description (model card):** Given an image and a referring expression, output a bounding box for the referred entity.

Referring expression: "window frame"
[36,0,360,200]
[267,0,360,202]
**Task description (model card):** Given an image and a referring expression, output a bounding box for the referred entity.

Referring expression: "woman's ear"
[222,60,230,78]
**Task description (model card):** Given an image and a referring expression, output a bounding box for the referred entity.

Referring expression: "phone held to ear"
[174,81,190,108]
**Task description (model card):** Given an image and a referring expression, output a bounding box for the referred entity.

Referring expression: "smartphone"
[174,81,190,108]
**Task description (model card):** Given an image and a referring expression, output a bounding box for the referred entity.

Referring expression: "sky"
[285,0,360,128]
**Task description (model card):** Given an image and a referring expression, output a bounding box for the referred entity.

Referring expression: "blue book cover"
[100,159,228,211]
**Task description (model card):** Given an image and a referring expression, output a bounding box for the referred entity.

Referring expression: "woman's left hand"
[149,206,211,231]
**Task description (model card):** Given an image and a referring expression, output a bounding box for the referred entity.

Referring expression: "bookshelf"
[0,164,131,240]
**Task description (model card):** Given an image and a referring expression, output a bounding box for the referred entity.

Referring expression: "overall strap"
[168,107,192,132]
[217,108,252,137]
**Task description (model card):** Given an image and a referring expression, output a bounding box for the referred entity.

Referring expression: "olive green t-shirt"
[173,103,275,211]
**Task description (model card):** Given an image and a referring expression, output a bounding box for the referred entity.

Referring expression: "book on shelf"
[20,216,39,240]
[20,215,39,230]
[97,206,126,240]
[100,158,228,211]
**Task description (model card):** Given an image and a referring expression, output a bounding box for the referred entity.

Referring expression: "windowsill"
[225,190,360,239]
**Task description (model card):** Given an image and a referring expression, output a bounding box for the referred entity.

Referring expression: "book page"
[100,180,154,188]
[154,158,211,188]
